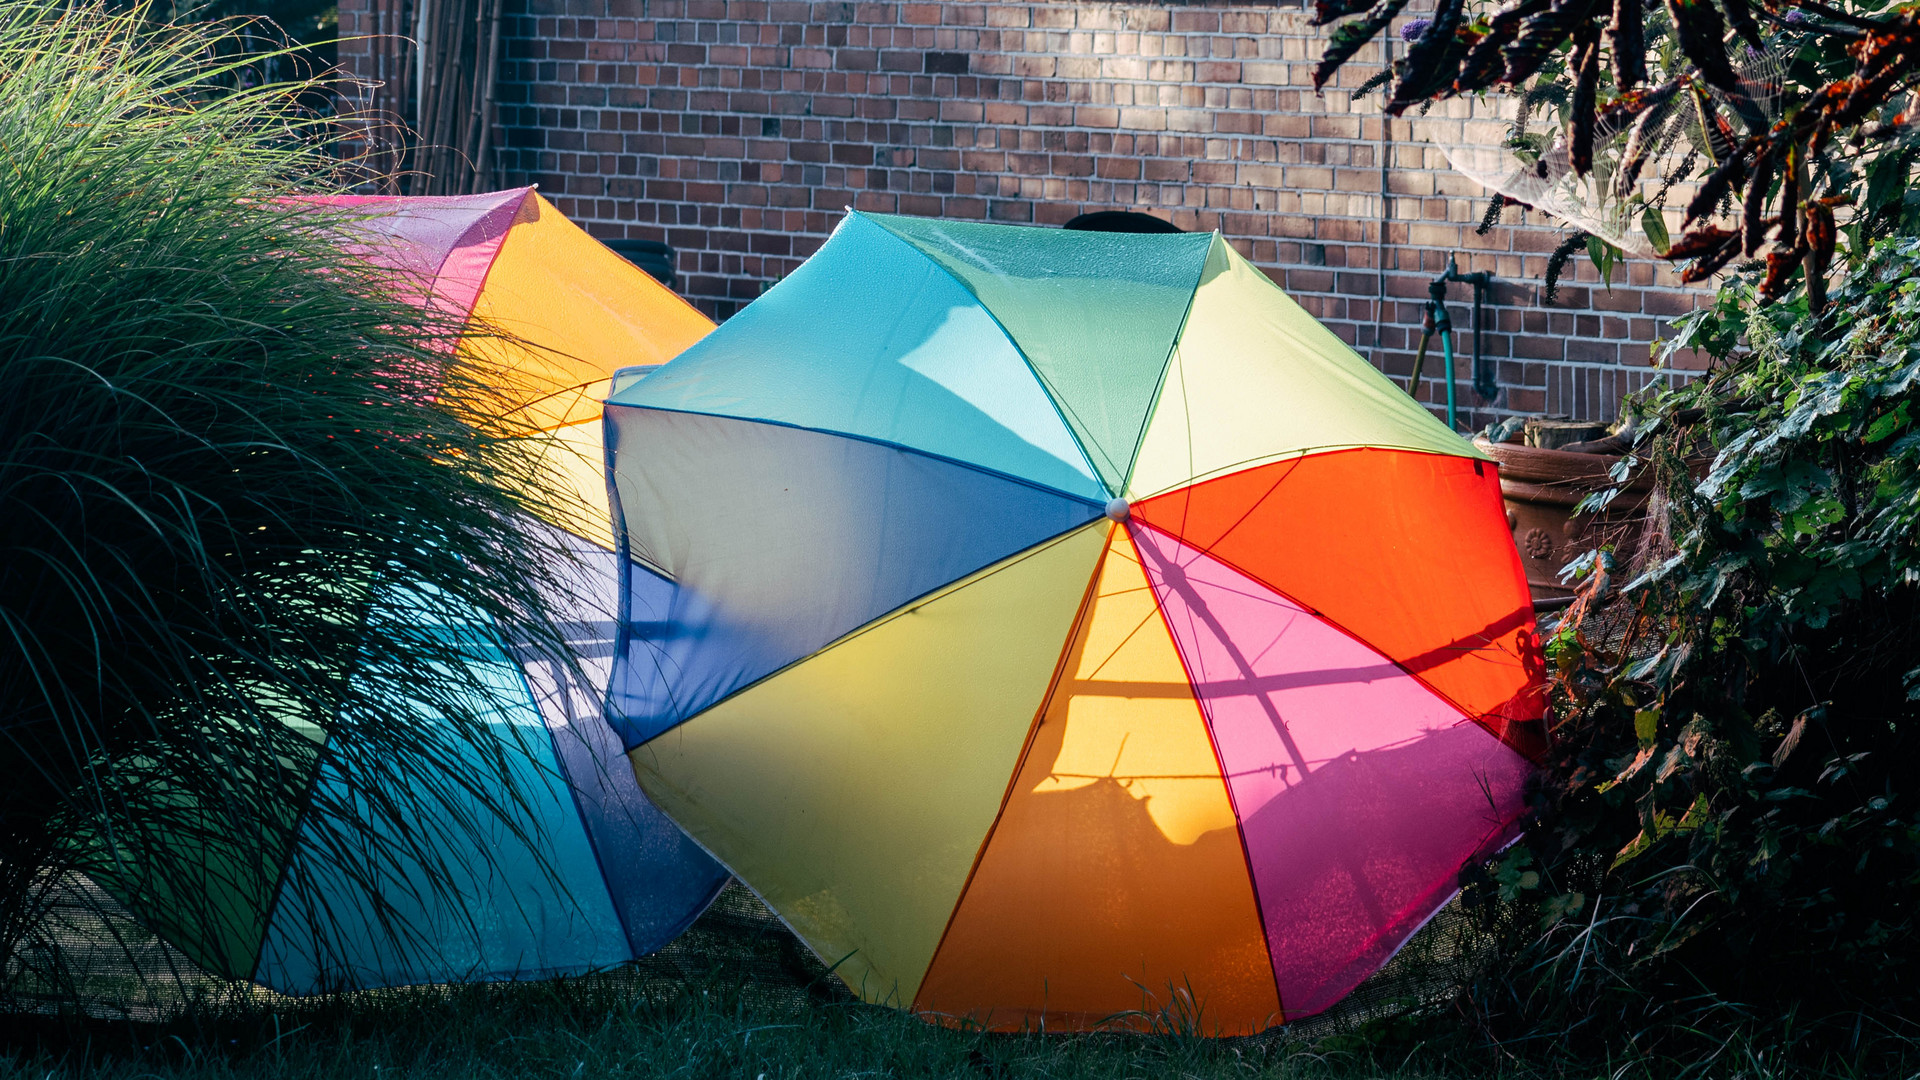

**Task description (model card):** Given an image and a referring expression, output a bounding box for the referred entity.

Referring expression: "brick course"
[338,0,1713,426]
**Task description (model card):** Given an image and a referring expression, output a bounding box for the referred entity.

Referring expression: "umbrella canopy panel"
[256,190,726,994]
[91,190,729,994]
[607,212,1545,1033]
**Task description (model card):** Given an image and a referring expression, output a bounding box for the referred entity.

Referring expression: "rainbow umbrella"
[141,189,729,993]
[604,212,1546,1032]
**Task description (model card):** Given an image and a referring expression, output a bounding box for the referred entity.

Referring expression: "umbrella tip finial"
[1105,497,1130,523]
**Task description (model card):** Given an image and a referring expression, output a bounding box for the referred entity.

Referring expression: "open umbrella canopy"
[114,189,730,994]
[316,186,715,547]
[604,212,1547,1033]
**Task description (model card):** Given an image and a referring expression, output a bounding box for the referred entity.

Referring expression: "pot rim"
[1473,435,1655,492]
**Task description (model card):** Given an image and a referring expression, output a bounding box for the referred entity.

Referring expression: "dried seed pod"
[1312,0,1376,27]
[1841,12,1920,68]
[1671,0,1772,132]
[1677,228,1745,281]
[1571,23,1603,174]
[1685,143,1753,225]
[1742,144,1777,254]
[1616,82,1681,196]
[1504,0,1598,85]
[1599,80,1680,130]
[1804,198,1838,310]
[1314,0,1413,90]
[1478,192,1509,234]
[1777,144,1801,249]
[1758,244,1806,303]
[1389,0,1469,112]
[1723,0,1765,49]
[1455,34,1513,92]
[1691,81,1740,161]
[1612,0,1646,88]
[1545,231,1591,304]
[1827,34,1920,131]
[1355,62,1400,96]
[1668,0,1744,95]
[1456,0,1555,90]
[1805,81,1854,156]
[1665,223,1739,259]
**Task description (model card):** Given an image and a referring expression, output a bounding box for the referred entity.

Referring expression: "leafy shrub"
[0,2,576,992]
[1467,238,1920,1055]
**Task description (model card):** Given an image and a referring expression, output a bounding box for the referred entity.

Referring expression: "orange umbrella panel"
[315,189,715,547]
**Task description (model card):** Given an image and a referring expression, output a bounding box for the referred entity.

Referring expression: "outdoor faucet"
[1406,254,1498,432]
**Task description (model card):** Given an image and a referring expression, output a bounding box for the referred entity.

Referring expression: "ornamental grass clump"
[0,2,582,998]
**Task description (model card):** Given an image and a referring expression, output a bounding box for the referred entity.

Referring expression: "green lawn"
[0,885,1908,1080]
[0,973,1484,1080]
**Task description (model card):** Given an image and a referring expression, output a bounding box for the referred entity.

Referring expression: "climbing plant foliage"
[1469,238,1920,1049]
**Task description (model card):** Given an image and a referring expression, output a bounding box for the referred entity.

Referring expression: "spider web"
[1410,51,1785,257]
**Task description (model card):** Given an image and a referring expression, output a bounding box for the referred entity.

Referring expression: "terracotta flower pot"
[1473,436,1654,604]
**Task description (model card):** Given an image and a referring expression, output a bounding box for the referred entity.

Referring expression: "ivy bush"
[1468,237,1920,1055]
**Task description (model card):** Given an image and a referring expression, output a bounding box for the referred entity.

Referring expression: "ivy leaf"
[1635,709,1661,747]
[1599,745,1658,794]
[1675,794,1713,832]
[1642,204,1671,255]
[1867,151,1908,212]
[1773,710,1810,767]
[1588,234,1619,290]
[1864,410,1906,444]
[1541,890,1587,925]
[1612,809,1677,869]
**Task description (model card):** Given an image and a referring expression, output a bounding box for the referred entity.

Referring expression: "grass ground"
[5,970,1917,1080]
[0,968,1520,1076]
[0,975,1475,1080]
[2,886,1914,1080]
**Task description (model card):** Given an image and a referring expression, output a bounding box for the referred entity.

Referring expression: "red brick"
[336,0,1711,418]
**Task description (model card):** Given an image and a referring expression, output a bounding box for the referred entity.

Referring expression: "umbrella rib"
[1126,525,1287,1024]
[1046,770,1226,781]
[1129,518,1496,744]
[1128,441,1489,501]
[852,212,1114,497]
[1132,525,1313,781]
[1026,366,1125,492]
[1077,604,1165,684]
[906,527,1110,1011]
[1199,459,1302,553]
[516,648,648,957]
[642,522,1112,735]
[1132,524,1400,944]
[605,402,1106,511]
[1116,231,1214,501]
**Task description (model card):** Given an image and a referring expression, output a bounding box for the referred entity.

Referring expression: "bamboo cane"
[470,0,502,192]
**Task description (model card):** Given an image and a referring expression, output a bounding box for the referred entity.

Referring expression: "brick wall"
[337,0,1712,426]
